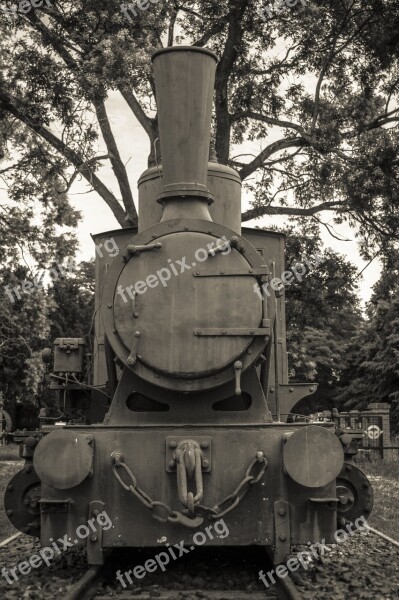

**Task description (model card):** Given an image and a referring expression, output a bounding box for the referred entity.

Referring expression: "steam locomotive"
[4,46,373,564]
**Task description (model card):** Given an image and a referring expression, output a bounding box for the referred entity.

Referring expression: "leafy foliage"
[48,260,95,347]
[0,266,54,423]
[280,225,363,412]
[0,259,95,424]
[337,250,399,433]
[0,0,398,255]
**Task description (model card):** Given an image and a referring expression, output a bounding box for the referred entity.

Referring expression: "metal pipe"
[151,46,217,221]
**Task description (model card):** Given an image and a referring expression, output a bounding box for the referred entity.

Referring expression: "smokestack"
[151,46,217,220]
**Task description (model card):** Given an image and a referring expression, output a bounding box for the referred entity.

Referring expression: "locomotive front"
[5,46,373,565]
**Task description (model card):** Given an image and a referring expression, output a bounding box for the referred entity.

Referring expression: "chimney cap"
[151,45,218,63]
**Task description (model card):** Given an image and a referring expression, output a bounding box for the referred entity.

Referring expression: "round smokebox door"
[113,231,263,383]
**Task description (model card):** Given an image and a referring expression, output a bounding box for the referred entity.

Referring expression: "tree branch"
[241,200,347,222]
[215,0,250,163]
[119,87,158,165]
[193,16,229,47]
[231,111,311,139]
[0,92,126,226]
[94,100,137,225]
[239,137,309,180]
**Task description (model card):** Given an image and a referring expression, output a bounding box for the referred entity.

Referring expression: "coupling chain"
[112,451,267,528]
[191,451,268,520]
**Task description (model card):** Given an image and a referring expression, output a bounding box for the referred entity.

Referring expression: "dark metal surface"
[282,425,344,488]
[4,465,41,536]
[336,462,374,524]
[102,219,269,393]
[151,47,216,202]
[273,500,290,564]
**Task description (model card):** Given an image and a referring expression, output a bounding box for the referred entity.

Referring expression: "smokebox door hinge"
[193,267,269,277]
[194,327,270,337]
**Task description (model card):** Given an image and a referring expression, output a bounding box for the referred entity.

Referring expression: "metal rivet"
[202,460,209,468]
[107,304,112,308]
[279,534,287,541]
[278,508,286,516]
[169,441,177,449]
[201,441,208,449]
[90,534,98,542]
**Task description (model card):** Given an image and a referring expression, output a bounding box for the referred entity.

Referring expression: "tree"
[0,259,95,424]
[48,259,95,345]
[279,225,363,413]
[0,0,399,256]
[0,266,55,424]
[337,250,399,433]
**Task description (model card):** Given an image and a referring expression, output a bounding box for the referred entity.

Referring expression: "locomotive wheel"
[336,462,373,526]
[4,464,41,537]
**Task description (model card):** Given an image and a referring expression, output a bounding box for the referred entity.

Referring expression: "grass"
[0,444,20,461]
[0,444,23,538]
[361,459,399,540]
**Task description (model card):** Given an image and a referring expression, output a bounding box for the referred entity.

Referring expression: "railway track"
[63,547,302,600]
[1,526,398,600]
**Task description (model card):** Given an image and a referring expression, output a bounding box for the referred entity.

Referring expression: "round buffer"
[283,425,344,488]
[33,430,93,490]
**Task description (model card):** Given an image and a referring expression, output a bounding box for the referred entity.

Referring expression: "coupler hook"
[175,440,204,514]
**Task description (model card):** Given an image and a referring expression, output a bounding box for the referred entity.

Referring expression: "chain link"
[112,451,268,527]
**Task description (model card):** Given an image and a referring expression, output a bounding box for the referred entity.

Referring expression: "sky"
[69,91,381,309]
